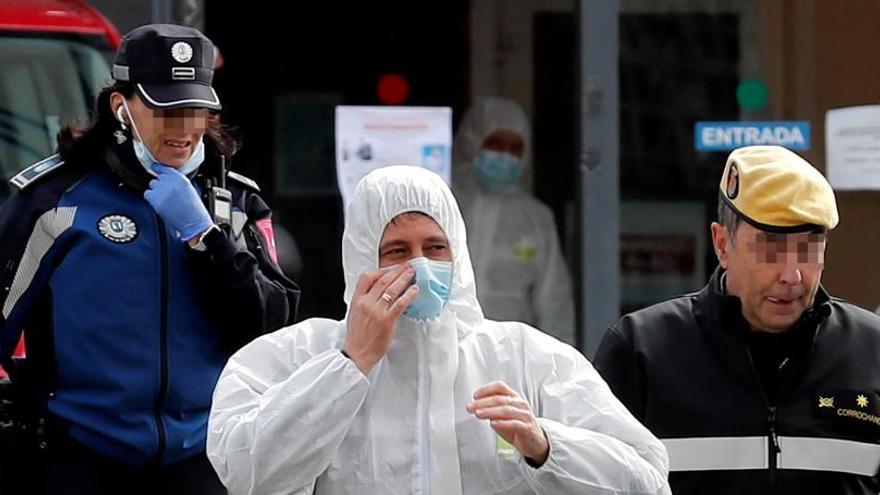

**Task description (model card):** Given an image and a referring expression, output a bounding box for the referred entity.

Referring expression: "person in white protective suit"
[206,165,670,495]
[453,97,575,345]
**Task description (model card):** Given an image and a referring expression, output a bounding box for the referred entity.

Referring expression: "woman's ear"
[110,93,127,127]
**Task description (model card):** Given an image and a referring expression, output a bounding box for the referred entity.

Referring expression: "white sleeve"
[207,334,369,495]
[518,331,670,494]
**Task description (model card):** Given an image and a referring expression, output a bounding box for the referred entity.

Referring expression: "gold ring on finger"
[381,292,393,303]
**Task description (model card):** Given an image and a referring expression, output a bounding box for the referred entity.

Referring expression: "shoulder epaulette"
[9,154,66,190]
[227,171,260,192]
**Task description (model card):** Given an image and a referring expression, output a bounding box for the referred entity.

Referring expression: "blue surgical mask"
[471,149,523,192]
[394,257,452,321]
[122,99,206,177]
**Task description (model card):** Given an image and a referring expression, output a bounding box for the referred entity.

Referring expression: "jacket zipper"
[740,343,777,489]
[767,406,780,485]
[153,215,169,463]
[742,341,806,492]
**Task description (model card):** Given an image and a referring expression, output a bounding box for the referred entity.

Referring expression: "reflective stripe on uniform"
[778,436,880,477]
[663,435,880,476]
[663,436,768,472]
[2,207,77,318]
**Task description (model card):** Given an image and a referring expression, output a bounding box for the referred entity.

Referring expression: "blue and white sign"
[695,121,811,151]
[335,106,452,207]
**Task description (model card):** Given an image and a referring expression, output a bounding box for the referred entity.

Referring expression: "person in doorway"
[207,165,670,495]
[452,97,575,345]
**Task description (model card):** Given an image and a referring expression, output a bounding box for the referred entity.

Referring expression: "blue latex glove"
[144,164,214,241]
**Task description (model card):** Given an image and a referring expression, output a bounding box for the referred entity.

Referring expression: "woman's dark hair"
[57,80,240,165]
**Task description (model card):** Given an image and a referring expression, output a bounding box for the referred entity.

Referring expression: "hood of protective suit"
[452,97,531,195]
[207,165,671,495]
[342,165,484,326]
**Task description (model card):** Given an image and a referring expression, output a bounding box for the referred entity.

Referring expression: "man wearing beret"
[594,145,880,494]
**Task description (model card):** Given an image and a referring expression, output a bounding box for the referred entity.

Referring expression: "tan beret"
[720,146,838,232]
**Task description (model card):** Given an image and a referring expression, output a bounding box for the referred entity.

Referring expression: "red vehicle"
[0,0,120,376]
[0,9,120,492]
[0,0,120,203]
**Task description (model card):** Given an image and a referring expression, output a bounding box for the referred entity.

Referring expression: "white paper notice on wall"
[826,105,880,190]
[335,106,452,206]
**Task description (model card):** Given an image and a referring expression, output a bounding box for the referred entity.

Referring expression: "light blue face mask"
[122,99,205,176]
[471,149,523,192]
[382,256,452,321]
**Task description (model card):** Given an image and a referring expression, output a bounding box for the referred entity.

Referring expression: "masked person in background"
[452,97,575,345]
[0,24,298,494]
[207,165,670,495]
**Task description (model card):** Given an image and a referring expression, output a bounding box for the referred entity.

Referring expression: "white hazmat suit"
[207,165,670,495]
[453,97,575,345]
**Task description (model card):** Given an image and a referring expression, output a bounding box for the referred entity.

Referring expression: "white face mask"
[120,98,205,176]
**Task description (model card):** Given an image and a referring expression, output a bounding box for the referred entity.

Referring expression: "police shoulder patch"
[9,154,66,190]
[226,171,260,192]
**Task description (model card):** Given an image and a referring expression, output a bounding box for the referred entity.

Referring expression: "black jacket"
[594,268,880,494]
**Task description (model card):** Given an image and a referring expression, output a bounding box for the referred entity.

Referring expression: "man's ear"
[711,222,730,269]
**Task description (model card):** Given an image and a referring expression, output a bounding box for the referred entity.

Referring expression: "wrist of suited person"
[523,426,550,468]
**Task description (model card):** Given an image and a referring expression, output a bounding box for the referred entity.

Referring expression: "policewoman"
[595,146,880,494]
[0,24,298,494]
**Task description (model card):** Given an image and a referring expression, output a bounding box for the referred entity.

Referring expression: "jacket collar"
[695,266,832,339]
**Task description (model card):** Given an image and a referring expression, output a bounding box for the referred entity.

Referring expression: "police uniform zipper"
[153,214,170,463]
